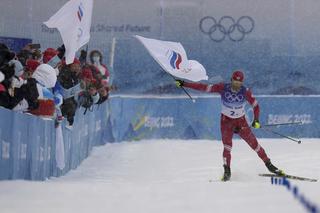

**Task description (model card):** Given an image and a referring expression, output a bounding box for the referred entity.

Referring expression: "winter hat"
[32,64,57,88]
[232,70,244,82]
[26,59,40,73]
[8,60,24,77]
[0,63,15,80]
[0,49,15,64]
[0,43,9,50]
[43,48,58,63]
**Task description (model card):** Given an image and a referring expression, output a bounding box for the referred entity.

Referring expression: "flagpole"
[109,37,116,69]
[181,85,196,103]
[168,73,195,103]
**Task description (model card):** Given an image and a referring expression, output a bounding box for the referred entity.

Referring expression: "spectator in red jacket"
[89,50,110,85]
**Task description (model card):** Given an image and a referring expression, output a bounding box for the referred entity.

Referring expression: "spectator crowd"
[0,43,113,129]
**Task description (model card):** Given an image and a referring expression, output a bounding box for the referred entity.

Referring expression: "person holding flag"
[175,70,283,181]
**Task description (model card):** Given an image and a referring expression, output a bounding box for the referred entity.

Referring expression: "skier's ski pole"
[262,121,303,127]
[260,126,302,144]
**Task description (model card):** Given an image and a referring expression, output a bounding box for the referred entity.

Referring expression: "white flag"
[44,0,93,64]
[135,35,208,82]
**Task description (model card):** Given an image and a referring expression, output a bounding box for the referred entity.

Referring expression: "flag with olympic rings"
[135,35,208,82]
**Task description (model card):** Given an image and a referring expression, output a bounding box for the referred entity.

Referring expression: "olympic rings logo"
[224,92,244,103]
[77,28,83,41]
[199,16,255,42]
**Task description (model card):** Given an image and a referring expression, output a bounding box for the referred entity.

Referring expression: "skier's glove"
[175,80,184,88]
[252,120,261,129]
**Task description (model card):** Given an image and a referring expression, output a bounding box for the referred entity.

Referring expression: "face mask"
[92,56,100,63]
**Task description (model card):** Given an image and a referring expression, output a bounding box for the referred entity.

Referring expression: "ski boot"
[221,165,231,181]
[265,160,284,176]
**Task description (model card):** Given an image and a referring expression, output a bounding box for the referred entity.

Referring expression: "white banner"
[135,35,208,82]
[55,124,65,170]
[44,0,93,64]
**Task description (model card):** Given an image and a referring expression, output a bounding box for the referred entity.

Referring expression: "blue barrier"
[0,95,319,180]
[0,102,111,180]
[0,108,55,180]
[108,95,320,141]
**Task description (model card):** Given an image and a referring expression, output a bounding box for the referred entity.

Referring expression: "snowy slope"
[0,139,319,213]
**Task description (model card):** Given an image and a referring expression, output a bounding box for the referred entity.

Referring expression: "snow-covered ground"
[0,139,319,213]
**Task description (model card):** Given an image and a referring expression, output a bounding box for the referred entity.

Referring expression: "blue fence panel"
[0,108,13,180]
[108,96,320,141]
[254,96,320,139]
[108,97,218,141]
[0,102,112,180]
[11,112,27,179]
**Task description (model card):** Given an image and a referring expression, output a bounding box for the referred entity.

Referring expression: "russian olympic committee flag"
[135,35,208,82]
[44,0,93,64]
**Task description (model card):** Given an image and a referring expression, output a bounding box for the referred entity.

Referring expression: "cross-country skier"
[175,70,283,181]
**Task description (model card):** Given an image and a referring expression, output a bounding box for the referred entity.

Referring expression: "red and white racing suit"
[183,82,269,167]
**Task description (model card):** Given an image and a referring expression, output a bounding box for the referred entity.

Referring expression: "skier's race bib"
[221,85,246,119]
